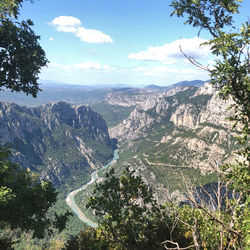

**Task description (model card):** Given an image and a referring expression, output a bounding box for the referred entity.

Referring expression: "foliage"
[63,227,114,250]
[0,0,48,97]
[171,0,249,142]
[0,18,48,97]
[170,0,241,36]
[0,0,32,19]
[85,167,192,250]
[0,144,70,242]
[208,25,249,143]
[176,180,250,249]
[91,102,135,128]
[171,0,250,249]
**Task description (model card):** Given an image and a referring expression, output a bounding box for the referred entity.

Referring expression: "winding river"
[66,149,119,228]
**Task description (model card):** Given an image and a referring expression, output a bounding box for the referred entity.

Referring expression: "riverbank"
[66,149,119,227]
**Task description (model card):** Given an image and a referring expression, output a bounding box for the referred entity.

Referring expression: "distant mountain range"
[39,80,134,89]
[0,79,208,108]
[145,80,208,90]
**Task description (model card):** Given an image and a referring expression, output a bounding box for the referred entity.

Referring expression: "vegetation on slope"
[91,102,135,128]
[66,0,249,249]
[0,1,71,248]
[1,0,249,249]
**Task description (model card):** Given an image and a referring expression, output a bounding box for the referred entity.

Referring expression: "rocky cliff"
[0,101,116,186]
[108,84,238,176]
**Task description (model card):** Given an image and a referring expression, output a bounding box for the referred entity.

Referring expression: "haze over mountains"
[0,80,208,107]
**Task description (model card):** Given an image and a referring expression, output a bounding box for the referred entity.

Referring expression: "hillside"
[0,101,117,190]
[109,84,237,172]
[74,84,240,217]
[0,83,240,222]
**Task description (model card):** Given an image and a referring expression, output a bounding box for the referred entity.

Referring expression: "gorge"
[0,82,239,228]
[66,149,119,227]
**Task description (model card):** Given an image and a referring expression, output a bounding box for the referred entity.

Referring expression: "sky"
[19,0,250,87]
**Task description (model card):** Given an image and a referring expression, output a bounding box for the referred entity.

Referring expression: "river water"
[65,149,119,228]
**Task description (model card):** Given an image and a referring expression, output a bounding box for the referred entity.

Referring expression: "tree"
[85,167,191,250]
[170,0,249,248]
[63,227,113,250]
[0,145,69,239]
[0,1,69,247]
[0,0,48,97]
[0,0,28,19]
[170,0,249,142]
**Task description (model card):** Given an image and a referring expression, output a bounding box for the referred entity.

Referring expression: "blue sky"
[19,0,250,86]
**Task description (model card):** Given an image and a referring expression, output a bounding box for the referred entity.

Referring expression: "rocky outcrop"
[108,84,237,173]
[110,84,233,142]
[105,89,156,107]
[0,101,116,185]
[170,103,199,129]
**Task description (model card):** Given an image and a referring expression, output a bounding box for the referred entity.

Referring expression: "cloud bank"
[48,61,112,73]
[50,16,113,43]
[128,37,209,63]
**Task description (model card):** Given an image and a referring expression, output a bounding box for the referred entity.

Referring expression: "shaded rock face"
[180,183,239,211]
[0,101,116,186]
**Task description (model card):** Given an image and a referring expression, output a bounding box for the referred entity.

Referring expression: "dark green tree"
[170,0,249,248]
[0,145,70,240]
[63,227,112,250]
[85,167,191,250]
[0,1,69,248]
[0,0,48,97]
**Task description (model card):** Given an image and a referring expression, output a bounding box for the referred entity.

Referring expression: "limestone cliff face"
[105,89,157,107]
[0,101,116,185]
[110,84,232,142]
[109,87,185,142]
[109,84,237,173]
[170,103,199,129]
[170,85,232,129]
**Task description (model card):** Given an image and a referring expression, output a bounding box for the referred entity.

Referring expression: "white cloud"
[87,48,100,55]
[133,67,148,72]
[75,62,110,70]
[132,65,208,79]
[133,66,178,76]
[49,37,54,41]
[128,37,209,63]
[76,27,113,43]
[48,61,112,72]
[50,16,113,43]
[51,16,81,26]
[48,63,73,73]
[57,26,78,33]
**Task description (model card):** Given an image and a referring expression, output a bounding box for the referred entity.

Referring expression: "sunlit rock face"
[109,84,236,174]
